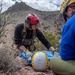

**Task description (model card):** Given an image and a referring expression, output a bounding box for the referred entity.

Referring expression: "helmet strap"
[25,23,30,28]
[23,23,27,32]
[25,23,33,30]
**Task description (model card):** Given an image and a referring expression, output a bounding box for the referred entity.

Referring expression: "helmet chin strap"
[28,27,32,30]
[26,24,33,30]
[25,23,36,30]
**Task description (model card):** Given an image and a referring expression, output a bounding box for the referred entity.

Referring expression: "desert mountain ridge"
[2,2,65,34]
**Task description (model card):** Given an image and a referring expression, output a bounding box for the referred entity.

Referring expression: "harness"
[22,24,36,51]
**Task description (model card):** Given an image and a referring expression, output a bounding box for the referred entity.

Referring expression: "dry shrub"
[0,47,23,72]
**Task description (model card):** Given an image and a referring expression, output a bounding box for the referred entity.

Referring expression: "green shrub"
[0,28,3,35]
[34,33,60,51]
[0,48,23,72]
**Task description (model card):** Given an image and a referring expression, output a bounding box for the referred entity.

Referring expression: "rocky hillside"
[0,2,65,75]
[2,2,65,34]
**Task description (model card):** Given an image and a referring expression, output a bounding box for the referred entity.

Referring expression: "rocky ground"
[0,22,56,75]
[0,67,54,75]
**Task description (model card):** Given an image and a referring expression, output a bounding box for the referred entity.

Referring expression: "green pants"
[50,57,75,75]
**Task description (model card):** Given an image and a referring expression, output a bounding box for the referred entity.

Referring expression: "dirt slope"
[0,24,53,75]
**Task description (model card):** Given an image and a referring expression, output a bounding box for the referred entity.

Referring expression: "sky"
[0,0,64,13]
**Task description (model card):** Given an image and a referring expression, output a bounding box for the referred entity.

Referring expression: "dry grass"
[0,47,23,72]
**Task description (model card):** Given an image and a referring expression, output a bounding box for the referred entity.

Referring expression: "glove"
[25,49,32,56]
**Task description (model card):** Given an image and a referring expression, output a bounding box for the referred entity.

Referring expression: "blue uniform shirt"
[60,14,75,60]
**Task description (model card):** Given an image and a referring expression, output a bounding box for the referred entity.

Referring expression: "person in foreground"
[14,13,56,57]
[50,0,75,75]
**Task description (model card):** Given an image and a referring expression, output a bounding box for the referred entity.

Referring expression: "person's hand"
[25,50,32,56]
[49,46,56,52]
[53,51,59,57]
